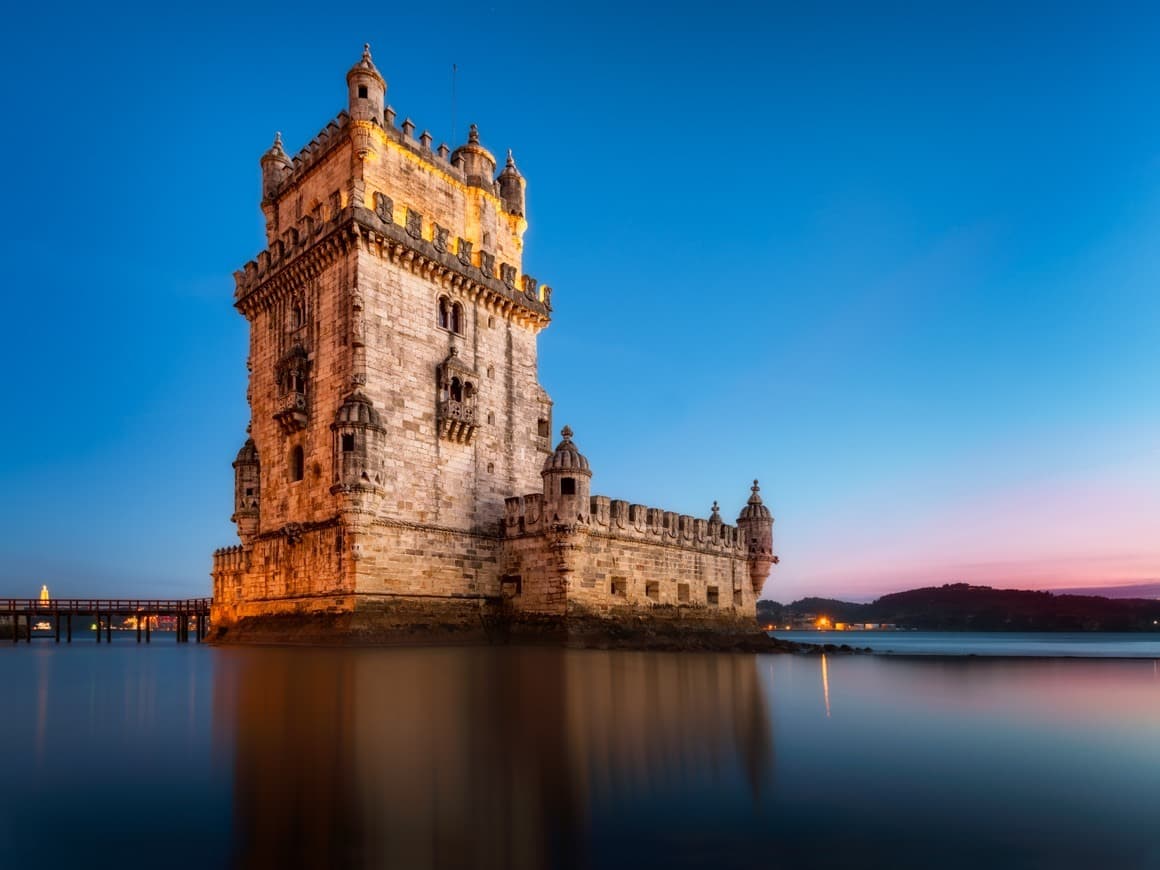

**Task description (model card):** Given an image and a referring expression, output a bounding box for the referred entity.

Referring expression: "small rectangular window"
[341,433,355,453]
[646,581,659,602]
[677,583,690,604]
[560,477,576,495]
[290,446,305,482]
[537,419,550,438]
[501,575,522,597]
[611,577,627,598]
[707,586,719,607]
[733,590,743,608]
[358,85,368,98]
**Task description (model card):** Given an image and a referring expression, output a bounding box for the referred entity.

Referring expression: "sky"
[0,1,1157,603]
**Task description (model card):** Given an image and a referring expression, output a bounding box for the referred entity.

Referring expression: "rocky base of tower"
[209,594,504,646]
[208,595,801,652]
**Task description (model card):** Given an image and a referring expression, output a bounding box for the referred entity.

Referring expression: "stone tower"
[213,45,554,625]
[212,46,776,640]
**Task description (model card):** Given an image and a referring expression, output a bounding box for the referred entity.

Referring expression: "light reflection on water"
[1,644,1159,869]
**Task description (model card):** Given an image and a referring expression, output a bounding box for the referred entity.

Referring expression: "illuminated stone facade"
[210,47,777,640]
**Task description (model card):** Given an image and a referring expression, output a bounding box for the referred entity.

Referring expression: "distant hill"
[758,583,1160,632]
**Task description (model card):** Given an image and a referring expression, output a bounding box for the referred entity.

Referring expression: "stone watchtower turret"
[736,481,777,594]
[541,426,592,525]
[231,438,260,546]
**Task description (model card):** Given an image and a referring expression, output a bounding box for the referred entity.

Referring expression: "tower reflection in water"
[213,647,774,869]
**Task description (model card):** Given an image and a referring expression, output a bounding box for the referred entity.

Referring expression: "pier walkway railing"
[2,598,212,644]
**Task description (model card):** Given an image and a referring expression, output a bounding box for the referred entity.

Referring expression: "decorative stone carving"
[374,192,394,223]
[273,345,309,433]
[436,348,478,444]
[406,209,422,239]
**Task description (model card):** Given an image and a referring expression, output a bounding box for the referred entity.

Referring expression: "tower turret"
[452,124,497,189]
[346,43,386,124]
[259,132,292,203]
[541,426,592,524]
[232,438,261,545]
[736,480,776,594]
[259,133,292,243]
[331,393,386,495]
[498,149,526,216]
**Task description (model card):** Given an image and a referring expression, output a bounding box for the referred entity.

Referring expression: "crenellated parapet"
[212,545,248,574]
[504,492,746,555]
[260,62,526,220]
[233,202,551,326]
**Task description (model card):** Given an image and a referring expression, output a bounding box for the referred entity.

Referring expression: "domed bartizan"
[541,426,592,523]
[331,393,386,493]
[231,438,261,544]
[736,480,777,595]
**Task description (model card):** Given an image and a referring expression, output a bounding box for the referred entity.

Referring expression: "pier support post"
[145,617,151,644]
[137,619,142,644]
[106,617,111,644]
[95,614,101,644]
[67,614,72,644]
[10,615,16,645]
[26,614,31,643]
[55,613,61,644]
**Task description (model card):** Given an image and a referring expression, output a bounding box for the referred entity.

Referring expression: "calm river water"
[1,639,1158,869]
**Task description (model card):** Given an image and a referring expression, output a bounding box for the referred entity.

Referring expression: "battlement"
[265,108,521,214]
[232,201,552,325]
[212,545,247,573]
[503,493,746,554]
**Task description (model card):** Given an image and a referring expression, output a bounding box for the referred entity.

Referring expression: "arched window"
[450,377,462,402]
[290,446,305,482]
[437,296,450,330]
[451,302,464,335]
[341,433,355,453]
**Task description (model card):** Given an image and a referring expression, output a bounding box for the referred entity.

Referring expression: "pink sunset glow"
[777,440,1160,602]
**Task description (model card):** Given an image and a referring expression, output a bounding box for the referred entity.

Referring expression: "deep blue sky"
[0,1,1157,601]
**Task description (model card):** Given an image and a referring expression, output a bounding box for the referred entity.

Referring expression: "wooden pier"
[2,598,212,644]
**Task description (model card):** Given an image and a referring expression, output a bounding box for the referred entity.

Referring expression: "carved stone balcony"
[274,391,308,433]
[438,399,477,444]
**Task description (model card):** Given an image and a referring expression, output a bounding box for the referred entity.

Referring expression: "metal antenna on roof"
[451,63,458,144]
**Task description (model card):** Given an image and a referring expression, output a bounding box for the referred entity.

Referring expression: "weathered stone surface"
[211,46,778,646]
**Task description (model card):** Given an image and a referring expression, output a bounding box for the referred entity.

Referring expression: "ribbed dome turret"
[542,426,591,476]
[259,132,292,203]
[452,124,497,188]
[260,132,291,168]
[498,149,526,216]
[346,43,385,88]
[737,480,771,521]
[334,393,382,428]
[234,438,259,467]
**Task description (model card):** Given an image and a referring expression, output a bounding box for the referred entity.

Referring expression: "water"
[772,630,1160,657]
[1,641,1158,869]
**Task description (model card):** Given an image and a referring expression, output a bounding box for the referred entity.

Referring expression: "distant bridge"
[2,598,212,644]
